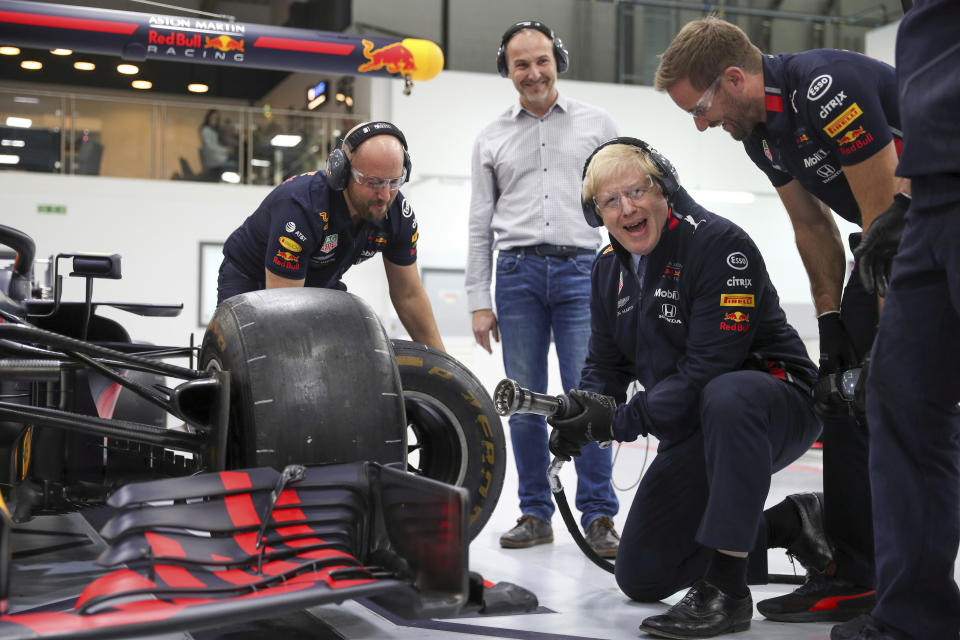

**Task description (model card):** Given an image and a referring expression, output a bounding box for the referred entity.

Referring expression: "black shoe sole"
[638,620,750,639]
[758,607,870,623]
[499,535,553,549]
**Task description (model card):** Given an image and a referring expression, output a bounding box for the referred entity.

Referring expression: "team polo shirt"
[895,0,960,178]
[743,51,901,226]
[223,171,418,290]
[580,187,817,443]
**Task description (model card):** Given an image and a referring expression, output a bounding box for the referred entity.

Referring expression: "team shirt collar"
[761,55,789,125]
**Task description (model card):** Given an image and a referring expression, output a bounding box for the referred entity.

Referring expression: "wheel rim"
[403,390,468,487]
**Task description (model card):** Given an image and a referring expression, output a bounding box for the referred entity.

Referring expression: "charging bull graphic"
[357,39,416,74]
[205,34,244,52]
[0,0,444,83]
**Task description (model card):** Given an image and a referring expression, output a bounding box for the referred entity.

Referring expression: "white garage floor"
[313,442,845,640]
[308,338,959,640]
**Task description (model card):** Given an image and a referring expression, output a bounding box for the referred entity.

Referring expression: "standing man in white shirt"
[466,20,620,555]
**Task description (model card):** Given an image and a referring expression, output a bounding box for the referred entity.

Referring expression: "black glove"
[547,389,616,461]
[811,366,862,420]
[817,311,858,375]
[854,193,910,297]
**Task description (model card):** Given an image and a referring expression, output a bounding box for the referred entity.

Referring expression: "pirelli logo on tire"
[823,103,863,138]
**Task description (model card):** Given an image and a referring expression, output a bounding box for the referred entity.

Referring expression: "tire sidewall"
[391,340,505,540]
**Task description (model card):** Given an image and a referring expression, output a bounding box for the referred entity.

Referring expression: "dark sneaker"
[585,516,619,558]
[758,571,876,622]
[639,579,753,639]
[831,614,899,640]
[785,492,836,575]
[499,515,553,549]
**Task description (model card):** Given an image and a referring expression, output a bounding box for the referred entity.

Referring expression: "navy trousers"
[614,370,822,601]
[216,258,263,304]
[868,176,960,640]
[822,245,879,587]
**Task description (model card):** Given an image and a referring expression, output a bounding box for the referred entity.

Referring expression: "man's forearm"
[394,291,445,352]
[794,221,846,314]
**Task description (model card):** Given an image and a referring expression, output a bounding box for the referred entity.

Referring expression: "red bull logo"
[837,126,866,146]
[358,39,416,74]
[205,35,244,52]
[724,311,750,323]
[795,133,809,144]
[148,30,201,47]
[838,126,875,155]
[720,318,750,332]
[275,250,299,263]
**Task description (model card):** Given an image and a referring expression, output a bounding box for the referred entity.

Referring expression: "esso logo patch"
[726,252,749,270]
[285,221,296,233]
[807,74,833,101]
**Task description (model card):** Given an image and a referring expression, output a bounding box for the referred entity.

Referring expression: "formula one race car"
[0,224,518,638]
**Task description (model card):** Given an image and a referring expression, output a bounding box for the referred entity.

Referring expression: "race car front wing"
[0,461,497,639]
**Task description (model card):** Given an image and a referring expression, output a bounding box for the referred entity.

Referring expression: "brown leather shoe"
[585,516,619,558]
[499,515,553,548]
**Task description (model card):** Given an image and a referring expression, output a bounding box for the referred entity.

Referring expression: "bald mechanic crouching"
[217,121,445,352]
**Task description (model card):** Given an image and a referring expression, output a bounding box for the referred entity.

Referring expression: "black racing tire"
[200,288,406,470]
[391,340,505,540]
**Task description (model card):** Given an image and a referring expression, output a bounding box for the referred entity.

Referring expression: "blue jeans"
[495,249,618,529]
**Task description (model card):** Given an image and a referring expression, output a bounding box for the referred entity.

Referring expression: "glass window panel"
[162,105,242,182]
[0,92,64,174]
[72,97,154,179]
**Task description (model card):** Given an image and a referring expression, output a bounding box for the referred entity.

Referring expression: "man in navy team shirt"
[218,120,444,352]
[655,17,910,624]
[832,1,960,638]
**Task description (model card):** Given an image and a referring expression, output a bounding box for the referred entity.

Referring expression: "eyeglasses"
[592,175,655,213]
[350,166,405,191]
[688,73,723,119]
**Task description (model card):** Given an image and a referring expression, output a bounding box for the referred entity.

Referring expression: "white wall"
[0,173,392,348]
[865,20,900,66]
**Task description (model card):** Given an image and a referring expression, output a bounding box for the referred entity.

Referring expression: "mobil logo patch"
[654,288,679,300]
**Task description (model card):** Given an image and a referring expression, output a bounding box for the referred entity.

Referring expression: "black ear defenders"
[326,121,412,191]
[580,137,680,228]
[496,20,569,77]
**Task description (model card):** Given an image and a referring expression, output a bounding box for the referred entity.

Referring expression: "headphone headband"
[496,20,569,77]
[326,121,412,191]
[342,120,408,152]
[580,137,680,228]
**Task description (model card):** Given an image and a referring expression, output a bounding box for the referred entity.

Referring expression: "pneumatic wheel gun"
[493,378,612,491]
